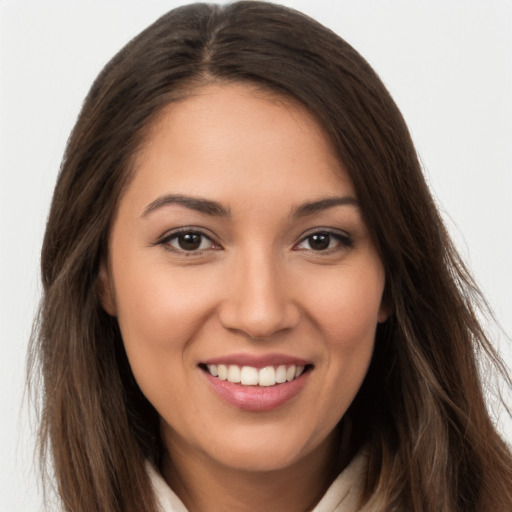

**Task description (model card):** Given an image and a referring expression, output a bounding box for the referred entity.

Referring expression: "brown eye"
[161,230,218,253]
[308,233,331,251]
[295,230,353,252]
[177,233,203,251]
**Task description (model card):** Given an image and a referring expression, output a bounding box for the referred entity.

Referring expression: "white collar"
[148,449,367,512]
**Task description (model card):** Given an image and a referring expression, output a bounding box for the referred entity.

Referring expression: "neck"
[160,429,348,512]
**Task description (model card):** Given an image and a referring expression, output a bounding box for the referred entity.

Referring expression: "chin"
[210,447,306,473]
[199,423,335,474]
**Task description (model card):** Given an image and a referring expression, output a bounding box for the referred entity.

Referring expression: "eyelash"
[155,228,353,256]
[294,230,353,253]
[156,228,219,256]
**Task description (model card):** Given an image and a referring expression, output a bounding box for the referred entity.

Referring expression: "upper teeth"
[207,364,305,387]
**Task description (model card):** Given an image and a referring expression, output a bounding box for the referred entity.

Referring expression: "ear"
[377,307,389,324]
[377,293,393,323]
[97,261,117,316]
[377,284,393,323]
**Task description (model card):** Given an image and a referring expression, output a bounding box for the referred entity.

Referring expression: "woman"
[29,2,512,511]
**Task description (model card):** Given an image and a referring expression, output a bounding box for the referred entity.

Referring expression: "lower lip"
[202,370,310,412]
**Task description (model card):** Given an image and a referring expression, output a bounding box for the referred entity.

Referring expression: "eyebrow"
[291,196,359,217]
[141,193,358,219]
[141,194,230,218]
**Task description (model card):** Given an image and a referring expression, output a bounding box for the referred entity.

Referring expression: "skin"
[100,83,387,512]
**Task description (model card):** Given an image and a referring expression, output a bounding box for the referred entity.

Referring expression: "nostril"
[217,270,300,338]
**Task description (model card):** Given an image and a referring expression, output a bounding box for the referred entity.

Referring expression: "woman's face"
[101,83,387,474]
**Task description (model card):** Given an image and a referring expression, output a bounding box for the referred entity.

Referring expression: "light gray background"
[1,1,511,510]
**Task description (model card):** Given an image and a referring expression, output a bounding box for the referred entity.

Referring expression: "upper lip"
[201,353,311,369]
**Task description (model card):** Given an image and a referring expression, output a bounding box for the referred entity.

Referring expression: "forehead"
[126,82,353,210]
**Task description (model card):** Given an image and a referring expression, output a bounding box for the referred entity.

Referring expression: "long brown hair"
[29,2,512,511]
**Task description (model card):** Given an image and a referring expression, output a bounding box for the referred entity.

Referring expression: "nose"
[217,248,300,339]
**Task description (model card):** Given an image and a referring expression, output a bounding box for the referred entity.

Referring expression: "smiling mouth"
[199,363,313,387]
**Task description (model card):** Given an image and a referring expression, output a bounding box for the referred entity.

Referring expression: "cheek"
[111,263,221,418]
[110,260,222,399]
[114,262,217,343]
[304,262,385,346]
[302,260,383,413]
